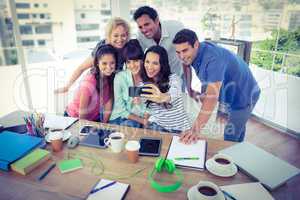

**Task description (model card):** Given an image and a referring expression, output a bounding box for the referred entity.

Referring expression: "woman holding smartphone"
[109,39,149,128]
[65,45,117,122]
[140,45,192,133]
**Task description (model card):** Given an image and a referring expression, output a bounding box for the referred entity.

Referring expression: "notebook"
[11,149,51,175]
[166,136,207,170]
[0,110,28,128]
[0,131,42,171]
[43,114,78,130]
[219,142,300,190]
[220,182,274,200]
[86,179,130,200]
[58,159,83,173]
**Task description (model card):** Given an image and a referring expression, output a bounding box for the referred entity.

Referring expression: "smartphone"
[128,86,152,97]
[139,137,162,156]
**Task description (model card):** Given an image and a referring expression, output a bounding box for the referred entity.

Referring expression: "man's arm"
[180,81,221,144]
[54,56,93,93]
[183,64,203,102]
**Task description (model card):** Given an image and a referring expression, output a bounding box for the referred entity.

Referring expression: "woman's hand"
[132,97,141,105]
[54,86,69,94]
[141,84,170,103]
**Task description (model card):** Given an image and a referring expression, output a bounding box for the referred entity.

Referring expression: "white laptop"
[219,142,300,190]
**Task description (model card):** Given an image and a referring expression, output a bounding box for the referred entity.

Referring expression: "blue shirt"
[191,42,260,109]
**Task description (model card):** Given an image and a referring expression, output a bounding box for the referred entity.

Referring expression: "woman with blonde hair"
[55,17,130,93]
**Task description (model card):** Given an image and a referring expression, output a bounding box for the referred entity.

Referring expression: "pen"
[90,181,117,194]
[38,163,56,181]
[222,190,237,200]
[174,157,199,160]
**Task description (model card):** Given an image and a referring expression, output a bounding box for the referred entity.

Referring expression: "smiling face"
[126,59,142,75]
[98,54,116,76]
[175,41,199,65]
[136,14,160,39]
[144,52,161,79]
[109,25,128,49]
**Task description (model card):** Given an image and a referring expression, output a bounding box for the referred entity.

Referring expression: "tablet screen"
[139,137,161,156]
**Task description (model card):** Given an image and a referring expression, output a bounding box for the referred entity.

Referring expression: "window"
[16,3,30,9]
[76,24,99,31]
[34,3,39,8]
[38,40,46,46]
[32,14,37,18]
[20,25,33,34]
[22,40,34,46]
[77,36,100,43]
[17,13,30,19]
[35,25,52,34]
[80,13,86,19]
[40,14,45,19]
[100,10,111,15]
[43,3,48,8]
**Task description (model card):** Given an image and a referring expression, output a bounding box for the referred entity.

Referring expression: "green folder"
[58,159,83,173]
[11,148,51,175]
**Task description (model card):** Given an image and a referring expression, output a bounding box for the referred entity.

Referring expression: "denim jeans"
[147,122,182,134]
[109,117,143,128]
[224,100,258,142]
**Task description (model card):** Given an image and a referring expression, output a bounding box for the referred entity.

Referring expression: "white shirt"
[137,20,184,77]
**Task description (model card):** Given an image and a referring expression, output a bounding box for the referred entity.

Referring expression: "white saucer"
[205,158,237,177]
[187,185,225,200]
[45,131,72,143]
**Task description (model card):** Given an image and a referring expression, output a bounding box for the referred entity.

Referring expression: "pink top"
[66,73,111,121]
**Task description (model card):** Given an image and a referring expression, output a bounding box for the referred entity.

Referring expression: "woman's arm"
[141,75,181,103]
[78,92,91,120]
[127,113,148,127]
[102,98,113,123]
[54,56,94,93]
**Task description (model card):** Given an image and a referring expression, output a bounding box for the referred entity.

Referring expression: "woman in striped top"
[140,45,192,133]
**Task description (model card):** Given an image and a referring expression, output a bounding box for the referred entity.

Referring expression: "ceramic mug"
[104,132,125,153]
[188,181,225,200]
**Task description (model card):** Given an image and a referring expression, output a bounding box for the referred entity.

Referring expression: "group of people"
[55,6,260,144]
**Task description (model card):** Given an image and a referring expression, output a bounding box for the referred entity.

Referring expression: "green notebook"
[11,148,51,175]
[58,159,83,173]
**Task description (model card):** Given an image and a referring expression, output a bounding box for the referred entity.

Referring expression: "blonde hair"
[105,17,130,44]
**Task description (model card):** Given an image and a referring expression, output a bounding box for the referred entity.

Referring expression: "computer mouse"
[67,136,80,149]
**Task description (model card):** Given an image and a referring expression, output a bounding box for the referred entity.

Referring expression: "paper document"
[43,114,78,130]
[220,182,274,200]
[167,136,207,170]
[87,179,130,200]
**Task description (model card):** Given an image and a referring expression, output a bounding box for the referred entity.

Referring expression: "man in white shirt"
[133,6,194,94]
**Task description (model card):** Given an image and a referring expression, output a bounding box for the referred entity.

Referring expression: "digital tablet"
[139,137,162,156]
[79,128,114,149]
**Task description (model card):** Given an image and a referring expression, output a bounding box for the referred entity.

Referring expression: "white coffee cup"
[104,132,125,153]
[187,181,225,200]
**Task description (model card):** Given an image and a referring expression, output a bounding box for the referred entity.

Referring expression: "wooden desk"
[0,120,298,200]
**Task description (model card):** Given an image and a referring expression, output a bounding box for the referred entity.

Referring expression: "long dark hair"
[141,45,171,107]
[122,39,144,61]
[92,44,118,95]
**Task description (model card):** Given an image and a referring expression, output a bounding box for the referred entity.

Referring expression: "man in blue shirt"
[173,29,260,143]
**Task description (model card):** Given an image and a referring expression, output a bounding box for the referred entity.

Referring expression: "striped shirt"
[148,74,192,131]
